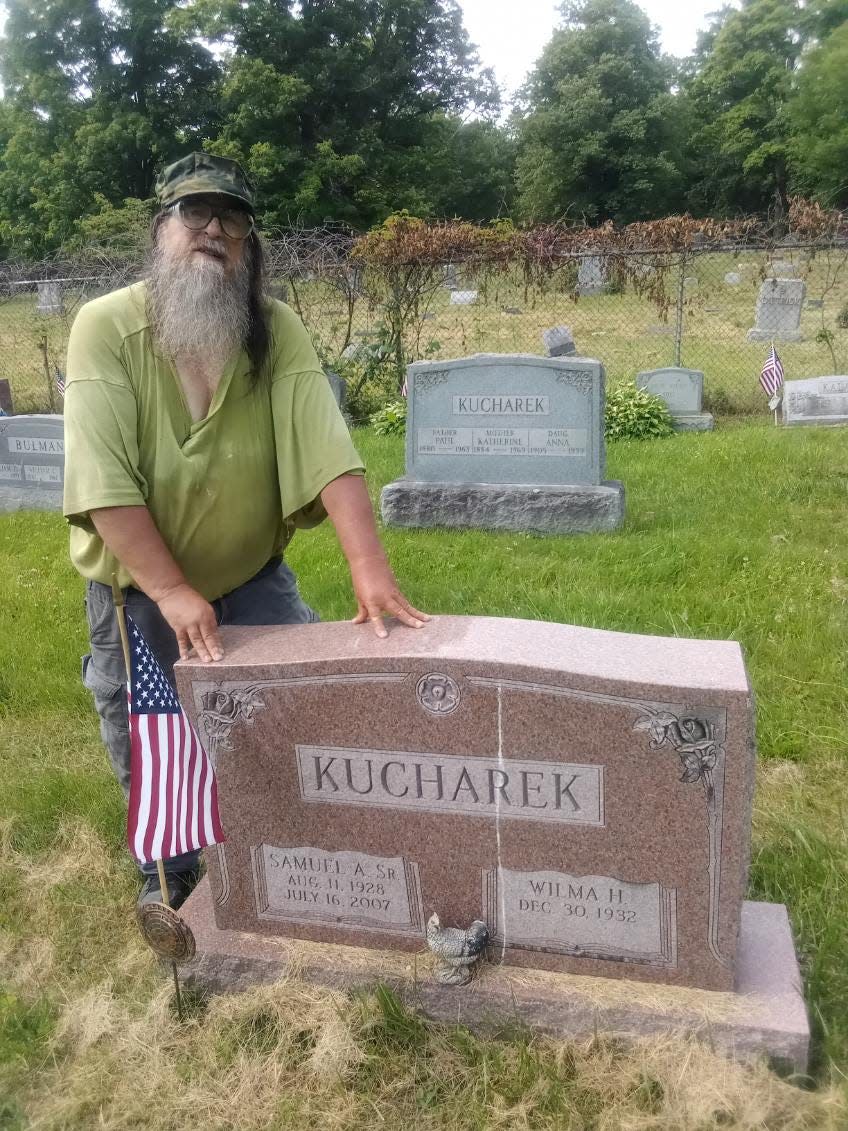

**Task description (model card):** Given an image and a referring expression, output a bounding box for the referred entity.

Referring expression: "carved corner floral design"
[555,371,594,395]
[414,371,450,394]
[633,710,722,800]
[199,684,266,759]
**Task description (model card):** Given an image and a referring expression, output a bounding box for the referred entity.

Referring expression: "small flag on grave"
[55,367,65,399]
[760,345,784,412]
[125,614,225,864]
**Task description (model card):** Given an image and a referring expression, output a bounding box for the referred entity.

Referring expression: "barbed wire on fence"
[2,206,847,418]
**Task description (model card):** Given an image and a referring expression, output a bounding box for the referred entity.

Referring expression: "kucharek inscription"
[252,844,425,936]
[296,745,604,825]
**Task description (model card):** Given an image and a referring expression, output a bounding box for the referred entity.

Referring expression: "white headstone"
[36,282,63,315]
[450,290,478,306]
[747,279,806,342]
[577,256,607,296]
[724,272,741,286]
[783,376,848,427]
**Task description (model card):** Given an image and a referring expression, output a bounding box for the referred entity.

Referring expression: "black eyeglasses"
[171,199,254,240]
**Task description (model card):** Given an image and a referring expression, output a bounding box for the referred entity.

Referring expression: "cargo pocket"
[82,654,131,798]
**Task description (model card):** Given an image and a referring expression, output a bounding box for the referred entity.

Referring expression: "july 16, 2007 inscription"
[296,745,605,825]
[484,867,678,967]
[251,844,425,937]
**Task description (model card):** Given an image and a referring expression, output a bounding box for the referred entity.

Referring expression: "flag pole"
[111,573,185,1021]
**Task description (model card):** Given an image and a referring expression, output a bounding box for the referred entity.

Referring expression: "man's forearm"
[320,474,387,568]
[89,505,187,601]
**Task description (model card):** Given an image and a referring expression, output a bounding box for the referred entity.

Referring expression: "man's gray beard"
[147,238,251,363]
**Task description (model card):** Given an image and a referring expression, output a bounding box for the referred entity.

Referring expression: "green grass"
[1,422,847,1126]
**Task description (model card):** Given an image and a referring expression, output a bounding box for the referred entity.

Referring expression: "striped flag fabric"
[126,614,225,865]
[760,345,785,399]
[55,368,65,399]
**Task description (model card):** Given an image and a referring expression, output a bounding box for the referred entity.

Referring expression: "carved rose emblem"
[417,673,460,714]
[633,709,720,787]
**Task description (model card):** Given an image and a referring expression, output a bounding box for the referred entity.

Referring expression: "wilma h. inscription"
[484,868,677,967]
[252,845,424,937]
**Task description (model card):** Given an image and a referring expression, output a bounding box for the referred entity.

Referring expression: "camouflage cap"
[155,152,256,214]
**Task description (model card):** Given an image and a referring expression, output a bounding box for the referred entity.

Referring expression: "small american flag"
[400,376,408,398]
[55,367,65,399]
[760,346,784,399]
[126,615,225,864]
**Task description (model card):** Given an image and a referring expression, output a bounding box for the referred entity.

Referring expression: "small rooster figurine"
[426,913,490,986]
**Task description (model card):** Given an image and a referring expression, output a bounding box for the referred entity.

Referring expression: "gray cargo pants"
[82,557,318,877]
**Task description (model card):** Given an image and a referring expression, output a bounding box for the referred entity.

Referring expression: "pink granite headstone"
[175,616,755,992]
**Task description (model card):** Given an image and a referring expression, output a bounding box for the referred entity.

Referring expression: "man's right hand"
[156,583,223,663]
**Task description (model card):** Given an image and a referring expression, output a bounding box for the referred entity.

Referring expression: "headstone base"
[380,479,625,534]
[180,879,809,1074]
[746,329,803,343]
[0,486,63,512]
[672,413,714,433]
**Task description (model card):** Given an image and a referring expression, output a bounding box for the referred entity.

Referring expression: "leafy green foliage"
[370,399,407,436]
[513,0,686,223]
[604,383,674,441]
[789,23,848,208]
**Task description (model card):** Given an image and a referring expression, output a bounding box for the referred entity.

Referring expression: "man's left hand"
[349,554,430,638]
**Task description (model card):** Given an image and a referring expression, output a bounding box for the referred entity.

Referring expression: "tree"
[789,21,848,206]
[181,0,502,228]
[681,0,802,218]
[0,0,221,253]
[513,0,685,224]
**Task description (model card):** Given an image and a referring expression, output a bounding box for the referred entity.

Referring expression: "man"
[62,152,428,909]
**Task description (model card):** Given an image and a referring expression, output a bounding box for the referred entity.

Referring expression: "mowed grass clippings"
[1,421,847,1127]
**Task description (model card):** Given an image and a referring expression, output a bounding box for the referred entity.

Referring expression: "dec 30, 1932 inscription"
[296,745,604,825]
[484,867,678,967]
[251,844,425,937]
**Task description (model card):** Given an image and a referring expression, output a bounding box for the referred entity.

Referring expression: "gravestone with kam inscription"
[782,375,848,427]
[0,414,65,512]
[637,368,714,432]
[381,354,624,534]
[176,617,809,1069]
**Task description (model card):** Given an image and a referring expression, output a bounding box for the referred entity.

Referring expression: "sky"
[457,0,733,102]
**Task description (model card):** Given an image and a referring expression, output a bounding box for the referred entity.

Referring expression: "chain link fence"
[2,235,846,419]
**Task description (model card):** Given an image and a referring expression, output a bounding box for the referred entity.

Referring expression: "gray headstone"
[502,306,522,315]
[0,414,64,511]
[542,325,576,358]
[637,368,703,414]
[724,272,741,286]
[783,376,848,427]
[648,325,674,336]
[684,276,698,290]
[0,379,12,415]
[747,279,806,342]
[450,290,478,306]
[36,282,63,315]
[636,368,714,432]
[422,312,436,321]
[806,299,823,310]
[443,264,459,290]
[325,371,347,410]
[404,354,606,487]
[577,256,607,296]
[769,261,798,278]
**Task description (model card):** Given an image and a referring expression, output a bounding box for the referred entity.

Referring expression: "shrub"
[605,383,674,441]
[370,399,407,436]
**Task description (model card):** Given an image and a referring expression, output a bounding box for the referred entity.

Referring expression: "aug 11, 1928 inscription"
[251,844,425,937]
[484,867,678,967]
[296,745,605,825]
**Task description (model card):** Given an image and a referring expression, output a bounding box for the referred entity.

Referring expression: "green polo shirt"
[63,282,364,600]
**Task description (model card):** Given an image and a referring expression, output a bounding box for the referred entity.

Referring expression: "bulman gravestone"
[782,376,848,427]
[176,617,809,1068]
[0,414,65,512]
[380,354,624,534]
[747,279,806,342]
[637,368,714,432]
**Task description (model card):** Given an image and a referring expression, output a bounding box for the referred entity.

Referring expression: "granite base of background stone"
[0,487,63,513]
[746,328,803,343]
[671,413,715,433]
[179,879,809,1073]
[380,480,625,533]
